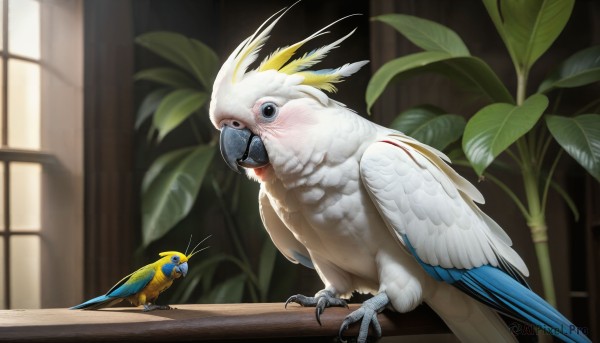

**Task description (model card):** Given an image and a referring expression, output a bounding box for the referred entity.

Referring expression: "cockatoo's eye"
[260,102,278,120]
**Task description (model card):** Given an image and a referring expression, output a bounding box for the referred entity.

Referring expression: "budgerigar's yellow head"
[157,236,210,278]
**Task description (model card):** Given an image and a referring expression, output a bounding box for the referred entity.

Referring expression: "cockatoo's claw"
[143,304,173,312]
[284,289,347,326]
[285,294,316,308]
[338,293,388,343]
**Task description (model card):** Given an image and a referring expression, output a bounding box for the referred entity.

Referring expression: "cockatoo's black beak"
[219,125,269,173]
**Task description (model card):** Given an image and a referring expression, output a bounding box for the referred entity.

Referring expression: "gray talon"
[338,293,389,343]
[284,289,347,326]
[142,304,172,312]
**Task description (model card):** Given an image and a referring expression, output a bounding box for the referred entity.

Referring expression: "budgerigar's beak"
[179,262,188,277]
[220,125,269,173]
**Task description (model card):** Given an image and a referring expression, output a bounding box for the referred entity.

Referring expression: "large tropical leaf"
[169,254,227,303]
[390,105,465,151]
[135,31,219,90]
[373,14,470,56]
[205,274,246,303]
[546,114,600,182]
[463,94,549,175]
[257,241,277,301]
[134,67,199,88]
[142,145,216,246]
[154,89,208,140]
[538,45,600,93]
[366,51,450,113]
[482,0,574,72]
[135,88,170,129]
[426,57,513,104]
[366,53,512,113]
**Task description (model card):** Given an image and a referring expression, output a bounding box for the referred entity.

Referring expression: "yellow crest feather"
[258,43,303,72]
[159,251,183,257]
[220,5,368,97]
[296,71,342,92]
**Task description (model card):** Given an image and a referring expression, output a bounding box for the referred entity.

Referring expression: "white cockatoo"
[209,5,590,343]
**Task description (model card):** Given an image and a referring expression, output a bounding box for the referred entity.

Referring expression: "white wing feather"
[258,186,311,266]
[360,134,528,276]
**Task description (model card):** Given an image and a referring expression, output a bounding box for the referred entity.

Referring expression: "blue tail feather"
[404,237,590,343]
[70,295,122,310]
[465,266,589,343]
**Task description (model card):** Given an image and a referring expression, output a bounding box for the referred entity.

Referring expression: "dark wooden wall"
[84,0,137,296]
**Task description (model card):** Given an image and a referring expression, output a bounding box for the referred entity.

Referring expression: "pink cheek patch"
[261,102,318,141]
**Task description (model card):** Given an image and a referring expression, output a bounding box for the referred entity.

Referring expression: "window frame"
[0,0,84,309]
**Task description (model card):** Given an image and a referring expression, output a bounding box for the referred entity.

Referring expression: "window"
[0,0,83,309]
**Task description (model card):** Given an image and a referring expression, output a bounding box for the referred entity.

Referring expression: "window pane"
[0,0,4,52]
[8,59,40,150]
[0,61,3,144]
[10,235,40,309]
[0,237,4,309]
[0,163,4,231]
[8,0,40,59]
[10,163,41,231]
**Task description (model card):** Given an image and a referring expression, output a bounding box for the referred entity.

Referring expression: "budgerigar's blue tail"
[70,295,122,310]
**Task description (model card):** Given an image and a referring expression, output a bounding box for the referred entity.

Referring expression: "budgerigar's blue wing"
[71,264,156,310]
[107,264,156,298]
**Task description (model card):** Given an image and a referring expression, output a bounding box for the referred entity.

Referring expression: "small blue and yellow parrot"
[71,238,208,311]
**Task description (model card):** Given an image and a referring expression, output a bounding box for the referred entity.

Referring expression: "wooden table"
[0,303,449,342]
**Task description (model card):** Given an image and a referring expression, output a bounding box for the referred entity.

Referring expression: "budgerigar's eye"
[171,255,179,263]
[260,102,278,120]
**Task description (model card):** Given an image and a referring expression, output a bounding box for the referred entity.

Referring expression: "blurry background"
[2,0,598,340]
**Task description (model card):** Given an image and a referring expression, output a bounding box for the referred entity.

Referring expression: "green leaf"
[205,274,246,303]
[390,105,466,151]
[142,145,216,246]
[169,254,227,303]
[171,274,201,304]
[373,14,470,56]
[134,67,199,88]
[257,241,277,301]
[538,45,600,93]
[463,94,549,175]
[135,88,170,129]
[366,53,513,113]
[135,31,219,89]
[482,0,574,71]
[154,89,208,140]
[546,114,600,182]
[427,57,514,104]
[142,147,195,193]
[366,51,452,113]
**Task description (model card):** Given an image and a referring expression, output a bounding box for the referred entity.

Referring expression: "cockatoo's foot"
[285,289,348,325]
[143,304,173,312]
[339,293,389,343]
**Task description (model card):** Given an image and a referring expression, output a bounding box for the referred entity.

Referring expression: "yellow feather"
[159,251,181,257]
[279,51,316,74]
[296,71,342,92]
[259,43,303,72]
[232,37,266,81]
